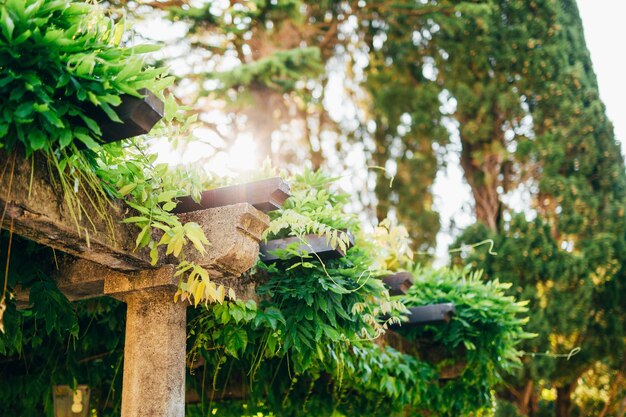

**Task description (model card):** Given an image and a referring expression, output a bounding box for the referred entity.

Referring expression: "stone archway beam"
[1,151,271,273]
[13,203,269,306]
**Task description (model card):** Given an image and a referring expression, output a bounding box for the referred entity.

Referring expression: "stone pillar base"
[121,289,186,417]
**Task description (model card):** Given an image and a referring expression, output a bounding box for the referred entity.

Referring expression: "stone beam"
[13,203,268,306]
[176,203,268,278]
[0,151,152,271]
[1,151,270,277]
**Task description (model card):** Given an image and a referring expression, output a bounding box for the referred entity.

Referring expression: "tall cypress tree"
[448,1,626,415]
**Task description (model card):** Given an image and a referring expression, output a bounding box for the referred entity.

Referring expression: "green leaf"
[162,201,176,212]
[15,102,33,119]
[134,225,150,249]
[118,182,137,196]
[1,8,15,41]
[99,102,123,123]
[74,132,99,150]
[122,216,149,224]
[150,244,159,266]
[59,129,72,149]
[224,328,248,359]
[30,128,46,150]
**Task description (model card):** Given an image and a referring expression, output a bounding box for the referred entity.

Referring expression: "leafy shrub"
[0,0,171,155]
[398,267,535,415]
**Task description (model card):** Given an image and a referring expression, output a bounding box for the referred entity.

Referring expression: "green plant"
[0,0,174,252]
[0,0,238,308]
[0,169,533,416]
[0,4,534,415]
[398,266,535,415]
[0,0,171,155]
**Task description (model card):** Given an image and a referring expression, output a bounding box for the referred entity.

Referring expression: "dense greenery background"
[1,0,625,416]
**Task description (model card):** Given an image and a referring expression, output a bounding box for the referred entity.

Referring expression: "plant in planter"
[396,266,535,414]
[0,0,174,254]
[0,0,236,308]
[0,0,172,155]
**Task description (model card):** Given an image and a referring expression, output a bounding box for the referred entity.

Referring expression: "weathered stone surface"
[1,150,269,275]
[0,151,152,271]
[104,265,177,297]
[177,203,269,278]
[121,288,186,417]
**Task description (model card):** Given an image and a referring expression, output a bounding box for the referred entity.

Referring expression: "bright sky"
[578,0,626,155]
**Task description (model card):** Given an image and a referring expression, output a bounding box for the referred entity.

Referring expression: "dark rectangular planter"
[382,272,414,296]
[389,303,455,328]
[84,88,164,143]
[260,231,354,263]
[172,177,290,214]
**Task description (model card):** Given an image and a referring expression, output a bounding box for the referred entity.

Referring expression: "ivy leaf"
[224,328,248,359]
[30,128,46,150]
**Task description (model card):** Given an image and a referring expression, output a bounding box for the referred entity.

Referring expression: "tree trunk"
[459,140,502,231]
[599,371,623,417]
[248,86,276,162]
[518,380,534,416]
[555,382,576,417]
[502,380,535,416]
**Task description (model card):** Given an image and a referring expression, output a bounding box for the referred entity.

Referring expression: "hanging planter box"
[389,303,455,329]
[381,326,466,380]
[260,231,354,263]
[84,88,164,143]
[172,177,290,214]
[415,339,467,380]
[382,271,414,296]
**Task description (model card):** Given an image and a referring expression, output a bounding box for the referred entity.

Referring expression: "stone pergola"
[0,149,285,416]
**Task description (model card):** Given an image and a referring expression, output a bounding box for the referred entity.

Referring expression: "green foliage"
[93,136,230,305]
[361,0,626,414]
[184,172,530,417]
[0,234,126,417]
[403,267,533,375]
[0,0,172,155]
[170,0,302,35]
[0,170,531,416]
[264,168,359,245]
[0,2,539,415]
[209,47,323,92]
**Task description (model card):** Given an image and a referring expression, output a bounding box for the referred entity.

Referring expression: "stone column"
[120,289,186,417]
